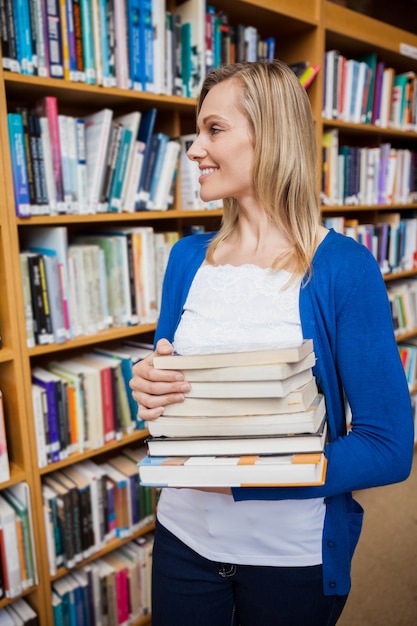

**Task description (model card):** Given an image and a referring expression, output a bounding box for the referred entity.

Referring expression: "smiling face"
[187,80,256,205]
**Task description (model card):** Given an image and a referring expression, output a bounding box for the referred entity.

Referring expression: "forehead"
[198,80,245,120]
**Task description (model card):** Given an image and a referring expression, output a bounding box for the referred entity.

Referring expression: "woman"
[130,60,414,626]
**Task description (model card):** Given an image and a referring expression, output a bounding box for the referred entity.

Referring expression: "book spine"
[72,0,85,79]
[44,0,64,78]
[108,127,133,212]
[7,112,31,217]
[126,0,141,90]
[79,0,95,83]
[32,377,60,462]
[113,0,130,89]
[140,0,154,92]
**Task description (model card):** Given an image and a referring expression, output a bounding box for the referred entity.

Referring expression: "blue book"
[148,133,169,209]
[126,0,141,89]
[31,367,61,463]
[139,0,154,92]
[134,108,157,210]
[7,112,31,217]
[79,0,96,84]
[14,0,33,74]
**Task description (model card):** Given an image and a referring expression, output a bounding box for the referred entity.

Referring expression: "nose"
[187,135,206,161]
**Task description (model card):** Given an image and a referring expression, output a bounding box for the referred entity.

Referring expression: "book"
[84,108,113,212]
[0,391,10,482]
[159,378,318,417]
[147,393,326,438]
[139,451,327,487]
[28,248,66,344]
[181,351,316,382]
[185,368,313,398]
[31,384,49,467]
[7,112,31,217]
[175,0,205,98]
[154,339,314,370]
[147,418,328,457]
[31,367,64,462]
[2,483,38,589]
[134,108,157,210]
[0,493,22,598]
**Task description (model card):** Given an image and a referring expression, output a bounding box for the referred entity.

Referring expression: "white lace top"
[157,263,325,566]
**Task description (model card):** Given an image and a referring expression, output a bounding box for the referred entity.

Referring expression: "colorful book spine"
[79,0,96,84]
[7,112,31,217]
[44,0,64,78]
[126,0,141,90]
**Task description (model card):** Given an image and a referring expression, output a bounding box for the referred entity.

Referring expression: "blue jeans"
[152,519,348,626]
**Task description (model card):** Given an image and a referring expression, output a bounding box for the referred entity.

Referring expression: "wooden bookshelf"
[0,0,415,623]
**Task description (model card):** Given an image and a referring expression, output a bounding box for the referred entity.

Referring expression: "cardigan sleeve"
[233,238,414,502]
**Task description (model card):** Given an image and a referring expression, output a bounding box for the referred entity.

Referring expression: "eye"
[209,125,221,135]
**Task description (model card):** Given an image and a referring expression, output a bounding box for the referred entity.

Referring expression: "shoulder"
[313,228,381,278]
[170,232,216,259]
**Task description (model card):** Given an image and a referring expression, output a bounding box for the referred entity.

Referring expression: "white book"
[152,0,166,94]
[148,394,326,438]
[75,118,89,213]
[84,109,114,213]
[151,138,181,210]
[162,378,318,417]
[131,226,158,323]
[185,368,313,399]
[0,494,22,598]
[39,116,57,214]
[379,68,395,128]
[122,140,146,212]
[175,0,206,98]
[31,384,49,467]
[140,452,327,488]
[114,0,130,89]
[182,351,316,382]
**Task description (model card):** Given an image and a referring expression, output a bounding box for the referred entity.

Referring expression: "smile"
[200,167,218,176]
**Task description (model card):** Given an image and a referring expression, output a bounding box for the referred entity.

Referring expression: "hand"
[129,338,191,421]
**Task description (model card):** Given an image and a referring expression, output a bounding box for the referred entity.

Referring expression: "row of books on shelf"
[0,599,38,626]
[323,214,417,275]
[1,0,316,99]
[42,454,155,577]
[321,128,417,207]
[323,49,417,131]
[387,280,417,337]
[398,339,417,390]
[52,533,153,626]
[0,482,37,600]
[20,225,178,347]
[139,340,329,488]
[31,343,153,466]
[8,99,185,217]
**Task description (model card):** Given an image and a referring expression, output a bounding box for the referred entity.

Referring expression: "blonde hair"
[197,60,321,277]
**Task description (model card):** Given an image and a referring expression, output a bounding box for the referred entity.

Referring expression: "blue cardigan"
[155,228,414,595]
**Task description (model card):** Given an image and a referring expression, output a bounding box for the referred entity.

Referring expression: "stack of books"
[138,340,328,488]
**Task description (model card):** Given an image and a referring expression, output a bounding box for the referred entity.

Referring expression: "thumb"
[155,338,174,356]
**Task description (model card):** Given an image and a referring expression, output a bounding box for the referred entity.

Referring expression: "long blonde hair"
[197,60,321,276]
